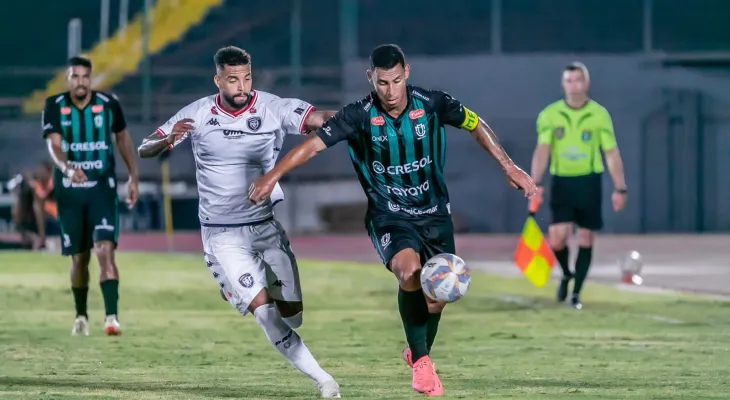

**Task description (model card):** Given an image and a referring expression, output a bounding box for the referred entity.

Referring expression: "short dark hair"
[68,56,92,71]
[564,61,589,80]
[214,46,251,71]
[369,44,406,70]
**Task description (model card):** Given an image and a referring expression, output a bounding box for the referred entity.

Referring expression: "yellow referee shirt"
[536,100,616,177]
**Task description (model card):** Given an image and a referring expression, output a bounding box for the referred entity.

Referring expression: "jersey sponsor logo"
[554,127,565,139]
[372,155,432,175]
[460,107,479,131]
[371,116,385,126]
[372,134,388,143]
[206,118,220,126]
[411,90,430,101]
[385,181,430,197]
[91,105,104,113]
[68,141,109,151]
[69,160,104,170]
[409,109,425,119]
[414,123,426,139]
[61,178,98,188]
[387,201,439,216]
[62,121,72,127]
[581,131,592,141]
[247,116,262,132]
[223,129,246,138]
[60,107,71,115]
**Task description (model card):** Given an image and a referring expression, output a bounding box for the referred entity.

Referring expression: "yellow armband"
[461,107,479,131]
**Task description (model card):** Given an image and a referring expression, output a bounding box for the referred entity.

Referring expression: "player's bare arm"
[604,147,627,210]
[249,135,326,204]
[531,143,551,185]
[45,132,87,183]
[137,118,194,158]
[302,110,337,132]
[31,188,46,246]
[114,129,140,208]
[468,118,537,197]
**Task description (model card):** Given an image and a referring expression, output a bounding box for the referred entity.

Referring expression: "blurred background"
[1,0,729,241]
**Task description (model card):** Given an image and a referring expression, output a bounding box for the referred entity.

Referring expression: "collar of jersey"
[215,91,257,118]
[373,87,413,122]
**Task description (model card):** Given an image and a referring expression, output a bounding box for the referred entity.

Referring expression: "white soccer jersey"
[156,90,314,225]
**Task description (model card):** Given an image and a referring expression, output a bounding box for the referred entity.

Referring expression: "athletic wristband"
[614,188,628,194]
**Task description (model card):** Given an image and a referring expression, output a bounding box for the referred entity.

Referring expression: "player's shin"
[398,288,430,362]
[253,302,334,384]
[70,253,91,317]
[425,300,444,352]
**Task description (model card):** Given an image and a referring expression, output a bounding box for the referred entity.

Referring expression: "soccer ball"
[420,253,471,303]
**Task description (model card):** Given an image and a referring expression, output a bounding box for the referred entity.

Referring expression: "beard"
[73,87,88,101]
[221,92,250,110]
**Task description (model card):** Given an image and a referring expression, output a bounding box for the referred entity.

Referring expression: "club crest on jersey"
[415,123,426,139]
[554,127,565,140]
[94,115,104,128]
[409,109,425,119]
[581,131,592,141]
[91,105,104,113]
[247,116,262,132]
[371,116,385,126]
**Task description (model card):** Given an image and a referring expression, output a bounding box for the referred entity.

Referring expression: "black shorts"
[549,173,603,230]
[56,184,120,256]
[366,216,455,269]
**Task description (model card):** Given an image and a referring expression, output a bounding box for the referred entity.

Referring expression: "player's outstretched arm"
[249,135,327,204]
[137,132,175,158]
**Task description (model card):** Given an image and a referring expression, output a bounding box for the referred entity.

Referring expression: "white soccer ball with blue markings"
[420,253,471,303]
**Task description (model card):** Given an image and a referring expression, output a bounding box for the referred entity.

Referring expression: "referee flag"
[514,216,555,288]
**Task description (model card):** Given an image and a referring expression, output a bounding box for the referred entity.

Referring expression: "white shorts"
[201,218,302,316]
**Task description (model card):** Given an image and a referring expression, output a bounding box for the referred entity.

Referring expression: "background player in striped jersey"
[137,46,341,398]
[250,44,537,396]
[42,56,140,336]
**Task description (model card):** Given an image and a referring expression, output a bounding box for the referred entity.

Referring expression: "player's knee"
[391,249,422,291]
[247,288,273,314]
[71,252,91,271]
[548,224,570,249]
[576,229,594,247]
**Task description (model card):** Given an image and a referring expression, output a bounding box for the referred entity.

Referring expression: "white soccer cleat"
[71,315,89,336]
[104,315,122,336]
[317,379,341,398]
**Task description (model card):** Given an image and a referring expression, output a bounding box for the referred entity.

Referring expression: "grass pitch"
[0,251,728,399]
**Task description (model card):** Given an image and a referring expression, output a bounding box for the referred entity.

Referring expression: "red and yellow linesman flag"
[513,189,555,287]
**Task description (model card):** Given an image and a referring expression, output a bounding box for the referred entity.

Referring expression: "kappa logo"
[213,271,220,278]
[371,116,385,126]
[271,280,286,288]
[409,109,425,119]
[238,273,254,288]
[247,117,262,132]
[206,118,220,126]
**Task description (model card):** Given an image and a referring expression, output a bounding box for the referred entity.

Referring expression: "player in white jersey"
[137,46,341,398]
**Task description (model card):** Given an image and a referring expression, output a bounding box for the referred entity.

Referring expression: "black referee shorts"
[549,173,603,230]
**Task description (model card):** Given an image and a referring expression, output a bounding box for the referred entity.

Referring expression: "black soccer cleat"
[570,293,583,310]
[556,277,572,303]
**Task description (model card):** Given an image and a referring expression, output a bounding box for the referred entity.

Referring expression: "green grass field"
[1,251,729,399]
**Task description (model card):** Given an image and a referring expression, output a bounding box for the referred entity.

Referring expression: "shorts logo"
[247,117,262,132]
[409,109,425,119]
[581,131,591,141]
[371,116,385,126]
[380,233,391,249]
[372,161,386,174]
[388,202,401,212]
[447,202,451,215]
[238,273,254,288]
[554,127,565,140]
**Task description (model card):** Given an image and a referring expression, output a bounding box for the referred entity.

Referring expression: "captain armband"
[460,107,479,131]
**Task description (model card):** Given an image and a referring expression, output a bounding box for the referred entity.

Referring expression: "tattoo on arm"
[471,119,515,170]
[138,132,173,158]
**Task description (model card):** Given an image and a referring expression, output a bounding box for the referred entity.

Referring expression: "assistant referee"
[530,62,627,309]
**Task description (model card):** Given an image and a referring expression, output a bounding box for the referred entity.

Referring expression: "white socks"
[253,303,332,384]
[282,311,303,329]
